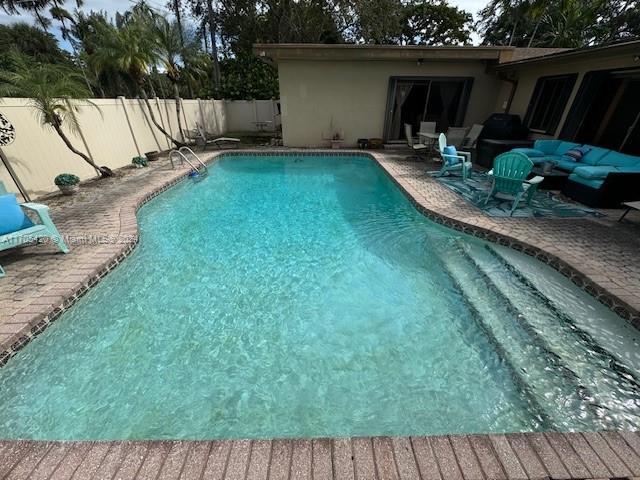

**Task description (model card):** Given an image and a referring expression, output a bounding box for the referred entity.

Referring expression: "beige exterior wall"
[0,98,227,199]
[277,59,506,147]
[496,51,640,139]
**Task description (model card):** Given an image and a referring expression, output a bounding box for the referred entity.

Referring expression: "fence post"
[118,96,141,157]
[137,98,162,151]
[180,97,189,140]
[154,97,171,150]
[197,98,205,131]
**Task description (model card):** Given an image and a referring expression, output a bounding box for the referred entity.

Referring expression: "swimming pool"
[0,154,638,440]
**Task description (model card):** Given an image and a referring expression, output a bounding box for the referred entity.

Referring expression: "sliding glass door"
[384,77,473,142]
[561,69,640,155]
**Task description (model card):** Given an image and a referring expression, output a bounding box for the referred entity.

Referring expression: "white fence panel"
[0,97,226,197]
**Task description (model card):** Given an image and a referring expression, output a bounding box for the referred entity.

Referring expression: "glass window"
[525,74,577,135]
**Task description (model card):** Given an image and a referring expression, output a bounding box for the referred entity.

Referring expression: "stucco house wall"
[277,59,506,148]
[496,47,640,139]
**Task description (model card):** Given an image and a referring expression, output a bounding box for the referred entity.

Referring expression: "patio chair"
[483,152,544,216]
[432,133,472,180]
[461,124,483,149]
[193,123,241,151]
[0,181,69,277]
[405,123,428,160]
[445,127,468,148]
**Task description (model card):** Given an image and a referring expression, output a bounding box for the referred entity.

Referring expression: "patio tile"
[448,435,484,480]
[246,440,271,480]
[3,441,51,480]
[525,433,570,479]
[467,435,506,480]
[157,441,191,480]
[505,434,547,479]
[561,433,611,478]
[332,438,355,480]
[352,438,376,480]
[224,440,252,480]
[391,437,420,480]
[200,440,232,480]
[372,437,399,480]
[489,435,527,480]
[429,436,463,480]
[267,439,292,480]
[312,439,333,480]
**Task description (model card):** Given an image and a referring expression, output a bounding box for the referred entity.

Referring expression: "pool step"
[488,244,640,374]
[436,239,601,430]
[462,242,640,429]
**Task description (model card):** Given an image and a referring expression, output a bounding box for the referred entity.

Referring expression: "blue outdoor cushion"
[568,173,604,190]
[580,145,611,165]
[555,159,582,172]
[563,145,591,162]
[512,147,546,158]
[572,165,617,180]
[442,146,459,165]
[598,151,640,168]
[554,141,580,156]
[0,194,33,236]
[532,140,561,155]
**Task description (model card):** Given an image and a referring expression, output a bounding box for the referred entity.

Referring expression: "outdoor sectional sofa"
[512,140,640,208]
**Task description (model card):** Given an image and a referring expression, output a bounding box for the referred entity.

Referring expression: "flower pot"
[145,151,160,162]
[58,184,79,196]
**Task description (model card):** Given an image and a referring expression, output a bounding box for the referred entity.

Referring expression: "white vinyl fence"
[0,97,279,199]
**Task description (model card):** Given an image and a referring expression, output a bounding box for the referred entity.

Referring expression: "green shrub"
[132,156,148,167]
[54,173,80,186]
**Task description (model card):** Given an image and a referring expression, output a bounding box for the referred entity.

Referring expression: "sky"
[0,0,487,47]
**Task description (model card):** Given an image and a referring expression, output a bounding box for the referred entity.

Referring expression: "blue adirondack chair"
[484,152,544,216]
[432,133,472,181]
[0,181,69,277]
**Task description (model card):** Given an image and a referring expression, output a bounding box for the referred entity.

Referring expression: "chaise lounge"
[0,181,68,277]
[511,140,640,207]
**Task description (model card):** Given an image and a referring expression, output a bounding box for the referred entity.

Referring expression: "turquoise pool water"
[0,155,639,440]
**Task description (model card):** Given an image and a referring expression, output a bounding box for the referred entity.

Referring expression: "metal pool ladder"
[169,147,208,176]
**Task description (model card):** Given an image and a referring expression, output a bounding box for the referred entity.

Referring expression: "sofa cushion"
[568,173,604,190]
[533,139,561,155]
[555,159,582,172]
[572,165,617,180]
[613,166,640,173]
[442,145,460,165]
[0,194,33,236]
[554,141,580,156]
[579,145,610,165]
[563,145,591,162]
[512,147,546,158]
[598,151,640,168]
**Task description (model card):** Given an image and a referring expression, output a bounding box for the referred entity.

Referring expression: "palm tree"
[153,18,186,142]
[0,53,112,176]
[92,13,184,147]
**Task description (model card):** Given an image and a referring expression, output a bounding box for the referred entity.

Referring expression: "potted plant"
[331,132,343,149]
[54,173,80,195]
[132,156,148,168]
[145,151,160,162]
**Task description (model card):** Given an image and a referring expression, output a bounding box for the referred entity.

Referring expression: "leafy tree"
[0,53,112,176]
[216,55,278,100]
[92,8,184,146]
[0,22,73,67]
[402,0,472,45]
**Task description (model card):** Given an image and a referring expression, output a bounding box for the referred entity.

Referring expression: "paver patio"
[2,433,640,479]
[0,149,639,479]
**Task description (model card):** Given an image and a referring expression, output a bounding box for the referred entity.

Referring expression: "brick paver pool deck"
[1,149,639,479]
[2,433,640,480]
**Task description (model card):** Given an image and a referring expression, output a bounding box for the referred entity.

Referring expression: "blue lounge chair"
[432,133,472,180]
[484,152,544,216]
[0,181,69,277]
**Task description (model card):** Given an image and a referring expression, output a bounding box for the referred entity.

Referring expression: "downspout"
[497,71,518,113]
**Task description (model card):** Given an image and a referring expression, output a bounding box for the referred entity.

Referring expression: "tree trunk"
[52,122,112,177]
[173,0,185,49]
[140,88,184,148]
[34,7,49,31]
[508,17,519,46]
[206,0,221,87]
[172,82,185,143]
